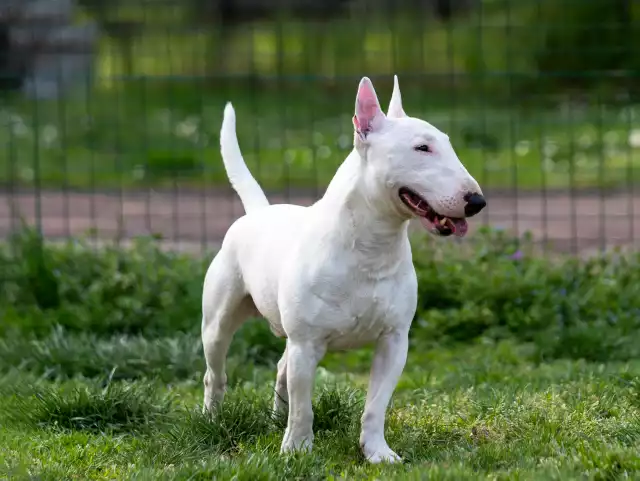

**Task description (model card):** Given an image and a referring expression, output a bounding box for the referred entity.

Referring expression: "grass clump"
[164,388,275,458]
[7,380,173,433]
[0,327,204,382]
[312,386,362,435]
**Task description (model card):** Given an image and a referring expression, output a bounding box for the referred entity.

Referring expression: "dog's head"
[352,76,485,237]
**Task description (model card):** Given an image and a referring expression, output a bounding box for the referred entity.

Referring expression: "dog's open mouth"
[399,187,468,237]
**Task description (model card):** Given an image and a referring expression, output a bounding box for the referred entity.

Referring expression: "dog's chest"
[328,283,402,348]
[290,260,417,349]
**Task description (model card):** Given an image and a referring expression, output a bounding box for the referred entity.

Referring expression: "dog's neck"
[319,150,410,273]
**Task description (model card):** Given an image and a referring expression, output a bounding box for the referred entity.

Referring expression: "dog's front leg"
[360,328,408,463]
[280,340,326,454]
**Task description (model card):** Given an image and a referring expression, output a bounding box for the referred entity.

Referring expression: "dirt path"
[1,187,640,254]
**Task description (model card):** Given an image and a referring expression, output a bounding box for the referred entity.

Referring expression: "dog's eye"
[415,145,432,153]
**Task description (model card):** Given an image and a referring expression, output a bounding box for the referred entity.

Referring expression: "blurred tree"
[74,0,475,76]
[532,0,638,90]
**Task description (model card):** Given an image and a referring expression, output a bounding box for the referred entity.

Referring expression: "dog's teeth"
[445,217,457,233]
[440,217,448,225]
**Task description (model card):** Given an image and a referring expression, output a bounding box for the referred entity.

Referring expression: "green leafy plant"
[3,226,640,364]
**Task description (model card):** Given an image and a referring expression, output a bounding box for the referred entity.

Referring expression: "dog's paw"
[361,442,402,464]
[280,434,313,454]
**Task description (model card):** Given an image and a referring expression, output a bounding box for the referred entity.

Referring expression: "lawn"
[2,340,640,480]
[3,81,640,194]
[1,228,640,479]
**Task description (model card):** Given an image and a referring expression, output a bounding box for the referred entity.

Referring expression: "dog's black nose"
[464,192,486,217]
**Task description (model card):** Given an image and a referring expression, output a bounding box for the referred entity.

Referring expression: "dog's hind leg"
[201,251,253,413]
[273,343,288,416]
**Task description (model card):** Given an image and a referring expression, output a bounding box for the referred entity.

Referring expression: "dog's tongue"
[451,219,468,237]
[418,217,468,237]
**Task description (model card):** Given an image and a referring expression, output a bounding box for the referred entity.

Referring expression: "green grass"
[3,81,640,193]
[1,227,640,478]
[1,341,640,480]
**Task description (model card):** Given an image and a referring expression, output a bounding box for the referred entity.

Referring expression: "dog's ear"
[353,77,386,141]
[387,75,406,119]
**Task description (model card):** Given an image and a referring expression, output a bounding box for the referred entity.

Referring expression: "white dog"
[201,76,485,463]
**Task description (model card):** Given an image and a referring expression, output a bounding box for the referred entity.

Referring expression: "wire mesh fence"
[1,0,639,255]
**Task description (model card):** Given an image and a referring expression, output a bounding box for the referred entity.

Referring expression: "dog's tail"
[220,102,270,213]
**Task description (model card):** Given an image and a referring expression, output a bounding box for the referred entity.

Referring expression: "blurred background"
[1,0,639,254]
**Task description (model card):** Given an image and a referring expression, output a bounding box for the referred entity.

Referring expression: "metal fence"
[1,0,639,255]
